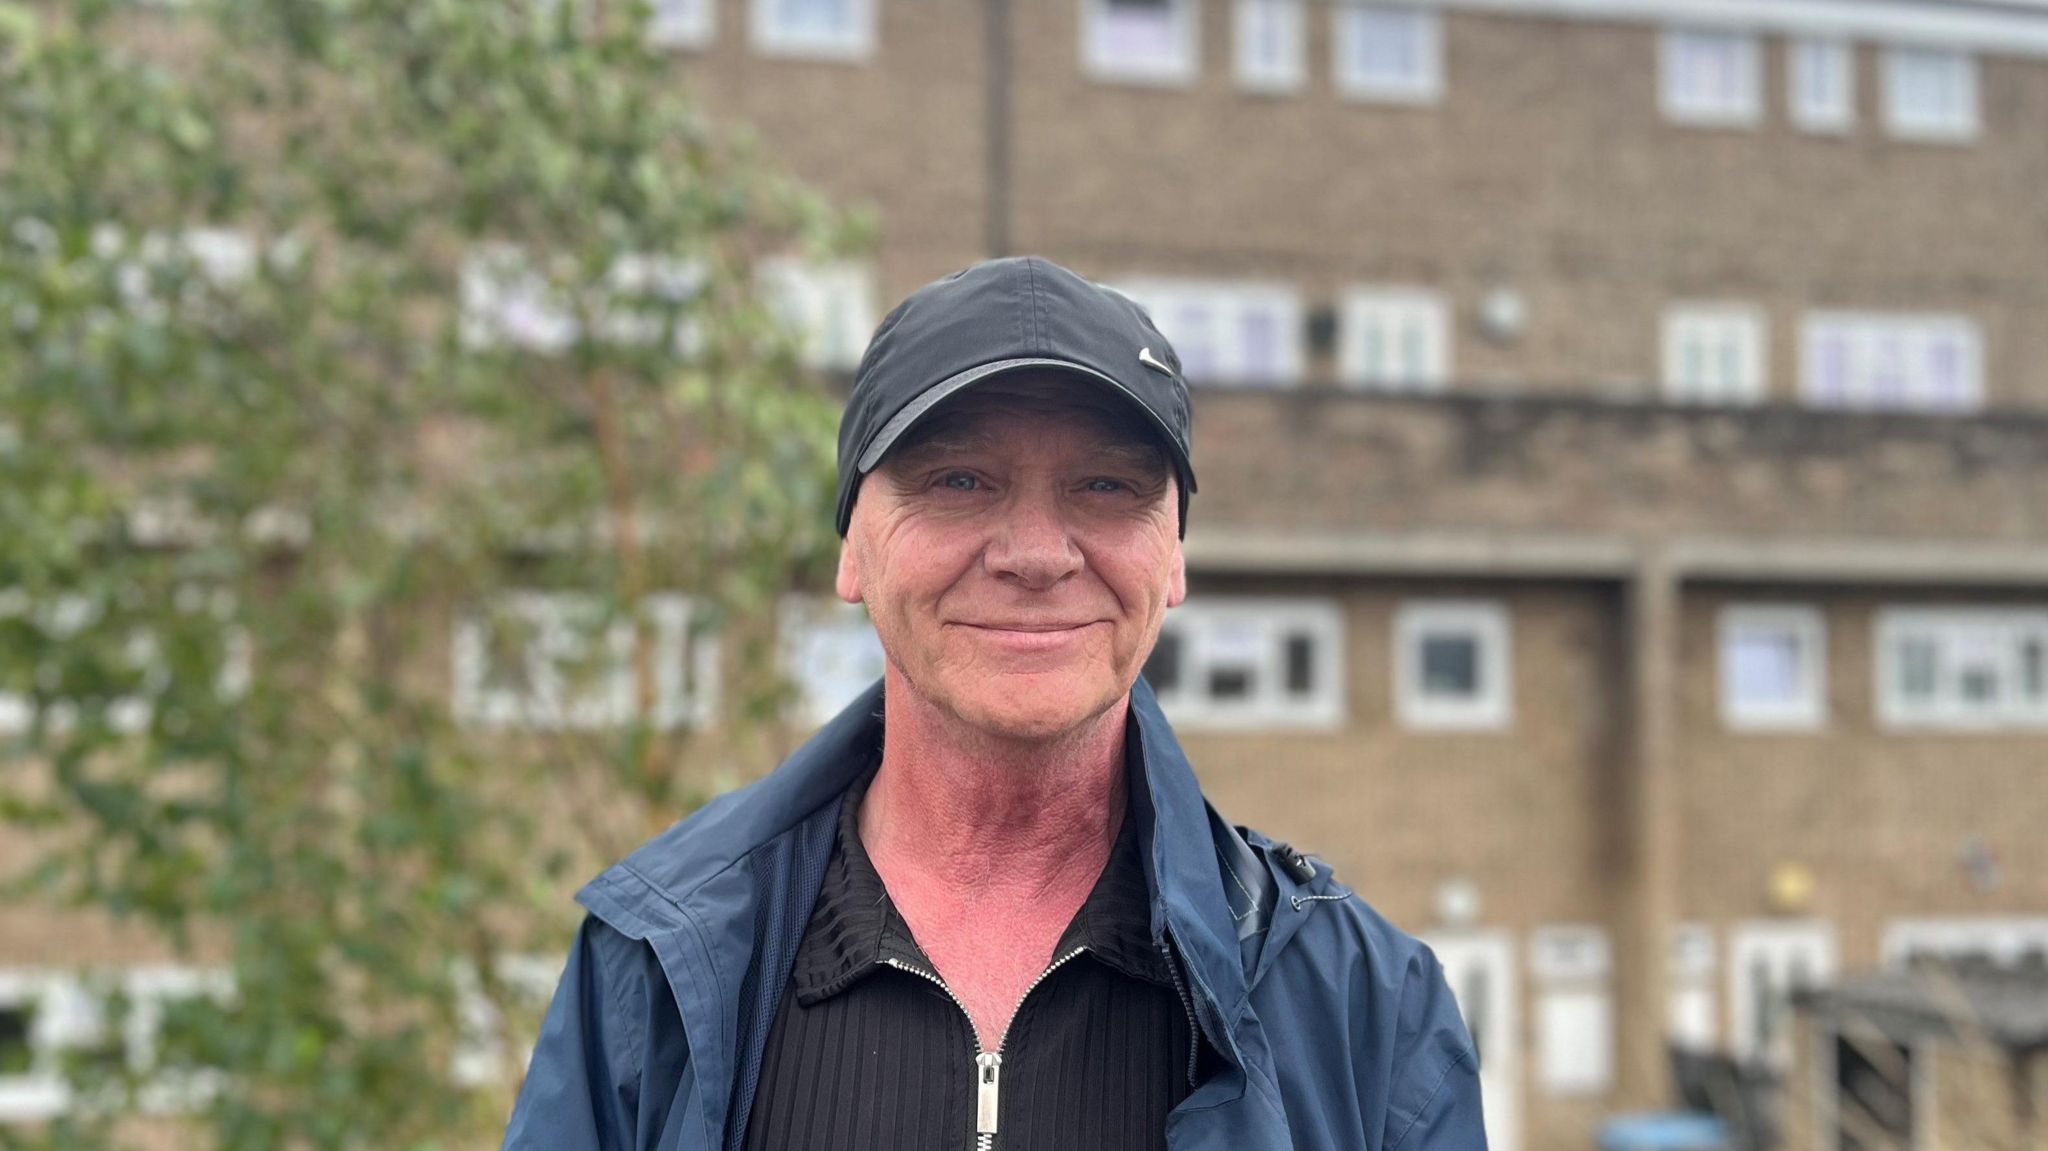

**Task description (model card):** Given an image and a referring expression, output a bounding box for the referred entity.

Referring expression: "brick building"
[7,1,2048,1148]
[644,2,2048,1149]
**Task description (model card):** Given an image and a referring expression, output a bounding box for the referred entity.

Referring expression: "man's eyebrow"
[887,427,1000,465]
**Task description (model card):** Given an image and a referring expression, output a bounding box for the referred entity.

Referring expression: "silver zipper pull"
[975,1051,1002,1134]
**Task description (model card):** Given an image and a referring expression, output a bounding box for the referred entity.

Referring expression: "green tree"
[0,0,861,1145]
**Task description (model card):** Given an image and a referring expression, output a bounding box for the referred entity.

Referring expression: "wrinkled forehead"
[881,371,1172,471]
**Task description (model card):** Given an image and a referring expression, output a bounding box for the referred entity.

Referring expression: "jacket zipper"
[1158,931,1202,1088]
[883,946,1089,1151]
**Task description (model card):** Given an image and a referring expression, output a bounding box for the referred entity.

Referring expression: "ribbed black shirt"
[740,762,1211,1151]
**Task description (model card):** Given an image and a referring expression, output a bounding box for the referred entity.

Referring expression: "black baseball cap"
[833,256,1197,537]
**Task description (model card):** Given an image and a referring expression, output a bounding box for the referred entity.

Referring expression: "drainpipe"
[985,0,1012,258]
[1619,547,1681,1107]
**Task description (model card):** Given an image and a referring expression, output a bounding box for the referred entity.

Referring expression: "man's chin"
[944,682,1124,745]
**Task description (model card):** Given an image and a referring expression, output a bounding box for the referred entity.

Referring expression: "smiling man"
[504,257,1486,1150]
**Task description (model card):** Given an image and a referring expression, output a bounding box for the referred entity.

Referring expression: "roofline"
[1435,0,2048,59]
[1184,528,2048,586]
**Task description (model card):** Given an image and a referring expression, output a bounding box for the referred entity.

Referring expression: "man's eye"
[1085,478,1128,493]
[937,471,981,491]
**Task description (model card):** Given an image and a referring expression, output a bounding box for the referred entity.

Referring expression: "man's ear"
[1166,539,1187,609]
[834,536,863,605]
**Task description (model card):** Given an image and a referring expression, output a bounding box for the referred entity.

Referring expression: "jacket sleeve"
[502,916,688,1151]
[1381,945,1489,1151]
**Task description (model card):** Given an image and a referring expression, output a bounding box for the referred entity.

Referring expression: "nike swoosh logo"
[1138,347,1173,375]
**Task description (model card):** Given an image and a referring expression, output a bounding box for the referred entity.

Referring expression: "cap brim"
[856,356,1190,476]
[835,356,1197,538]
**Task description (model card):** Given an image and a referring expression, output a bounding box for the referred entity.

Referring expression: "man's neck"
[857,672,1131,906]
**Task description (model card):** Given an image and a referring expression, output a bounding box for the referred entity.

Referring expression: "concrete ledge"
[1187,528,2048,586]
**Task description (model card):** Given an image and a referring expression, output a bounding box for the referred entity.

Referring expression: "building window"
[1339,288,1449,391]
[779,597,887,727]
[1083,0,1199,86]
[1789,38,1854,133]
[1663,304,1767,405]
[1876,609,2048,731]
[460,247,704,354]
[750,0,873,60]
[1109,280,1303,386]
[0,589,250,739]
[1235,0,1305,92]
[757,258,877,371]
[1333,3,1442,104]
[1800,313,1982,413]
[0,973,101,1122]
[1394,600,1511,731]
[1883,47,1977,141]
[1719,605,1827,731]
[1661,28,1761,126]
[451,592,718,731]
[647,0,715,47]
[1531,926,1614,1098]
[1143,598,1344,729]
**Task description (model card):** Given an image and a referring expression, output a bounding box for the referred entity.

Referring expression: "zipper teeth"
[1158,934,1201,1087]
[882,956,988,1055]
[884,947,1090,1151]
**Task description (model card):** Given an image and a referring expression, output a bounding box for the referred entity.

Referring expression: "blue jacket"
[503,679,1486,1150]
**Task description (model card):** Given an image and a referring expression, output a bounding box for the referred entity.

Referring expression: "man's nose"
[983,487,1083,590]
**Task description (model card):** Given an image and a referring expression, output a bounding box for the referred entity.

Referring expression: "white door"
[1424,931,1520,1151]
[1728,919,1836,1070]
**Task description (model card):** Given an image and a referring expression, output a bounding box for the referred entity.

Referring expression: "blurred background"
[2,0,2045,1148]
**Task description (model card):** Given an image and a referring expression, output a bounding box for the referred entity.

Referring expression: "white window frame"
[1082,0,1201,87]
[1394,599,1512,731]
[1108,278,1304,388]
[1145,597,1345,730]
[1668,922,1719,1052]
[1332,2,1444,105]
[1883,46,1978,142]
[0,973,100,1122]
[1718,604,1827,732]
[1728,919,1836,1071]
[1882,917,2048,971]
[1799,312,1984,413]
[757,257,877,372]
[1662,303,1767,405]
[0,589,252,739]
[647,0,716,48]
[749,0,875,61]
[1338,287,1450,392]
[1874,607,2048,732]
[460,247,706,355]
[1789,37,1855,134]
[778,596,887,728]
[1234,0,1306,93]
[450,591,719,731]
[1529,925,1614,1098]
[1660,27,1762,127]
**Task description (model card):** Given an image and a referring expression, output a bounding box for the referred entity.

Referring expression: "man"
[504,257,1486,1150]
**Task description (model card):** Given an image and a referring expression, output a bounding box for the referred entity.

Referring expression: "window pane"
[778,0,851,35]
[1208,665,1254,699]
[1730,632,1802,705]
[1420,633,1480,698]
[2020,636,2046,702]
[1102,0,1180,65]
[1144,629,1184,692]
[1898,636,1939,703]
[0,1001,35,1075]
[1284,632,1315,695]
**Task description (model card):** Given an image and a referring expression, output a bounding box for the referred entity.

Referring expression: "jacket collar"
[574,676,1282,1141]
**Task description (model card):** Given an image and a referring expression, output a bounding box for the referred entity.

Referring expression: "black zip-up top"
[740,756,1213,1151]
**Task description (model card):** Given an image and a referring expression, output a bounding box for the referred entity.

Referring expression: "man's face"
[837,373,1187,744]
